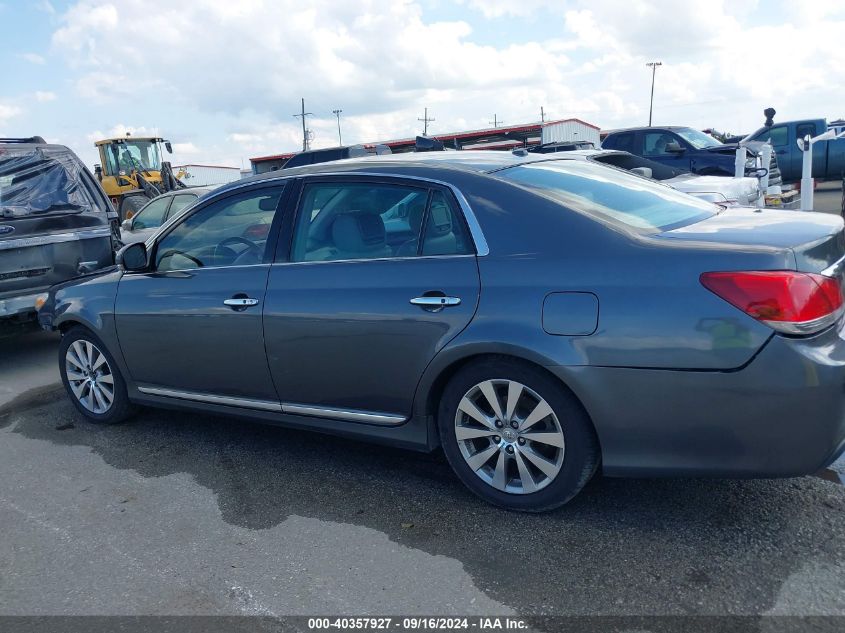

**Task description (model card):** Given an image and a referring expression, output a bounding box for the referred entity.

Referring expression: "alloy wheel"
[65,340,115,414]
[454,379,565,494]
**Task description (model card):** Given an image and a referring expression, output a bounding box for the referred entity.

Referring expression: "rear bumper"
[554,325,845,477]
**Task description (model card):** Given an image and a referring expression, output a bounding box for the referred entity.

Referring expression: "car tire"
[59,326,135,424]
[438,358,599,512]
[118,194,147,221]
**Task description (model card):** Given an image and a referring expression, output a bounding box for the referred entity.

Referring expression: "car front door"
[263,177,482,423]
[642,130,692,172]
[115,183,287,402]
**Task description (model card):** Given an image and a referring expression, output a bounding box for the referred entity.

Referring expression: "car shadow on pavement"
[5,396,845,616]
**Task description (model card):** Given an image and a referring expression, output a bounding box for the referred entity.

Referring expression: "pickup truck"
[601,126,781,186]
[741,119,845,183]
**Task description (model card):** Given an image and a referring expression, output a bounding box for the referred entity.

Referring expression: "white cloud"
[34,91,57,102]
[43,0,845,163]
[461,0,560,19]
[18,52,46,65]
[0,103,22,127]
[172,142,200,154]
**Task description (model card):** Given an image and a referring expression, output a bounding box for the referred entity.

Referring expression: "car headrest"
[426,201,452,236]
[332,212,386,252]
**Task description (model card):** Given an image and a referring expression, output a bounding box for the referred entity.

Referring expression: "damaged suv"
[0,136,119,326]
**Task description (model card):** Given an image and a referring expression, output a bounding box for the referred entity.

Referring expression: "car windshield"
[674,128,722,149]
[108,140,162,175]
[497,160,717,232]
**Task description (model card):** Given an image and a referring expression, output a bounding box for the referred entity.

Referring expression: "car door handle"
[410,296,461,308]
[223,297,259,307]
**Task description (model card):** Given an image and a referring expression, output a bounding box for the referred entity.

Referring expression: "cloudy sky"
[1,0,843,170]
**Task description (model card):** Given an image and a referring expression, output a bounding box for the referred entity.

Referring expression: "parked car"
[0,136,118,326]
[120,187,214,244]
[38,151,845,512]
[551,149,763,206]
[742,118,845,183]
[602,126,782,186]
[256,144,393,173]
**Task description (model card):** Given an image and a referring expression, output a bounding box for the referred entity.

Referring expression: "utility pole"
[646,61,662,127]
[293,98,313,151]
[540,106,545,123]
[332,109,343,146]
[418,107,435,135]
[489,114,502,128]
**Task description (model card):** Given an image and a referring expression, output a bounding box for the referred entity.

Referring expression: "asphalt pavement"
[1,185,844,621]
[1,367,844,618]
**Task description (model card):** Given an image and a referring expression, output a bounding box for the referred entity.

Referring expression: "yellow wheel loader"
[93,134,187,220]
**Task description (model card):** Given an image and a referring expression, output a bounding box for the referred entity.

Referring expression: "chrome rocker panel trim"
[137,385,406,426]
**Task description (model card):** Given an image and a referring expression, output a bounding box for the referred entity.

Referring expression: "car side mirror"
[116,242,148,272]
[94,164,103,181]
[665,142,684,153]
[164,141,173,154]
[121,219,132,232]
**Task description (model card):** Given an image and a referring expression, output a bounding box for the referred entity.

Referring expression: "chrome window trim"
[822,253,845,278]
[205,171,490,256]
[275,253,476,267]
[0,226,111,251]
[137,385,406,426]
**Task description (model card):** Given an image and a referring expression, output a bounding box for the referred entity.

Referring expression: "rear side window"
[604,133,634,153]
[421,191,473,256]
[498,160,716,232]
[795,123,816,142]
[290,183,473,262]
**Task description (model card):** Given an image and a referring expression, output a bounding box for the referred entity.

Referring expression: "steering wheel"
[213,236,261,265]
[157,249,203,268]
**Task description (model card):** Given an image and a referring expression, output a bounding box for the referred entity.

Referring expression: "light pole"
[646,61,662,127]
[332,109,343,146]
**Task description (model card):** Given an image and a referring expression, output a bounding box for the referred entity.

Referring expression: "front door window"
[154,189,281,271]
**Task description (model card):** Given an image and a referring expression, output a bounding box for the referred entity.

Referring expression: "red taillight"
[700,271,844,335]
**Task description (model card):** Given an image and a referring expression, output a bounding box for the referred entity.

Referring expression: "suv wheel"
[438,359,599,512]
[59,327,134,424]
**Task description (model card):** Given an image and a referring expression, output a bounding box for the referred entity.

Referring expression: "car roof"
[159,186,214,197]
[604,126,692,135]
[227,151,585,193]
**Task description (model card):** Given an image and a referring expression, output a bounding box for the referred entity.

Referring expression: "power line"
[418,107,435,135]
[293,98,313,151]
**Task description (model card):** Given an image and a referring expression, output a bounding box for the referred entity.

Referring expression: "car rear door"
[263,176,481,423]
[114,182,288,402]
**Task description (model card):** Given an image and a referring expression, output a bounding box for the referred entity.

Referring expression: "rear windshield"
[0,146,104,218]
[496,160,717,232]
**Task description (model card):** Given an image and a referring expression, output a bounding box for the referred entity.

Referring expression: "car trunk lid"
[657,207,845,274]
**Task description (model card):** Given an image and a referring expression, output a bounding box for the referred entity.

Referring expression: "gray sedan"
[38,151,845,511]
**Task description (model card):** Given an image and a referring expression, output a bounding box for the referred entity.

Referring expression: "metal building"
[175,164,243,187]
